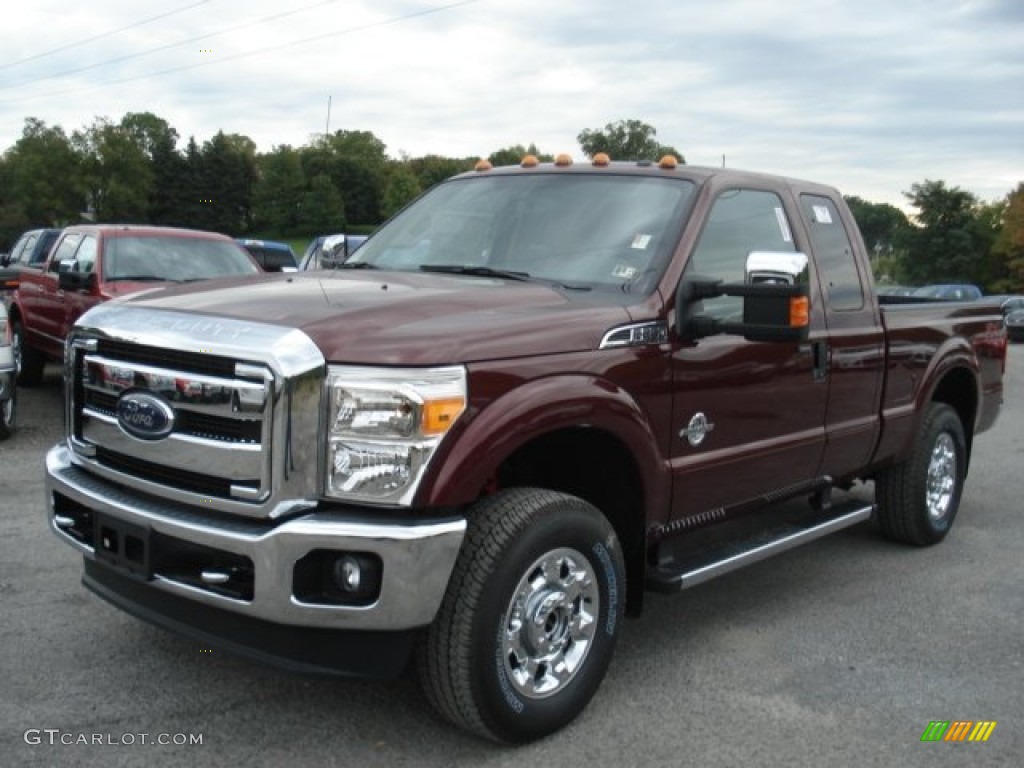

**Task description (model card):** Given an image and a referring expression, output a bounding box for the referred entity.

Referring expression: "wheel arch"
[419,374,668,615]
[924,364,979,473]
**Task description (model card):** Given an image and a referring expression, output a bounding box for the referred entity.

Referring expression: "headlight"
[325,365,467,504]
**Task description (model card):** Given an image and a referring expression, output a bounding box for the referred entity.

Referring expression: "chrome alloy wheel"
[502,547,599,699]
[926,432,957,521]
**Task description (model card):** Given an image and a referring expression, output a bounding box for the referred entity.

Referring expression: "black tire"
[12,318,45,387]
[875,403,967,546]
[0,385,13,440]
[418,488,625,743]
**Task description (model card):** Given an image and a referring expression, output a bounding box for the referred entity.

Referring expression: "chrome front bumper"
[46,443,466,631]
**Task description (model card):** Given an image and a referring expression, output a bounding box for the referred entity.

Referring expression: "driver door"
[669,186,828,523]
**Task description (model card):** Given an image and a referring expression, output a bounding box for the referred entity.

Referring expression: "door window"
[49,233,83,270]
[75,236,98,273]
[12,234,34,264]
[685,189,797,320]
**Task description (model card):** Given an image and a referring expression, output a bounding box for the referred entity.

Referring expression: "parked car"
[998,295,1024,316]
[0,303,15,439]
[876,284,916,297]
[910,283,983,301]
[236,239,298,272]
[8,225,261,385]
[299,233,369,270]
[0,228,61,297]
[1005,309,1024,342]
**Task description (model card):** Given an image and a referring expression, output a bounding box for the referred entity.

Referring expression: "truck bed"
[875,297,1005,465]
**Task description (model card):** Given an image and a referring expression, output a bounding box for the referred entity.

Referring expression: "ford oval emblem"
[116,391,175,440]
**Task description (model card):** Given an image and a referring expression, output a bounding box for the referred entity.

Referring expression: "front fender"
[417,373,669,516]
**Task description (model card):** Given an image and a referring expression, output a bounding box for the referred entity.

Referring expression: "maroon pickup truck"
[45,160,1006,743]
[8,224,261,385]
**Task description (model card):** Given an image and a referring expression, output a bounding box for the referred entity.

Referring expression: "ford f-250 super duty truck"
[46,157,1006,743]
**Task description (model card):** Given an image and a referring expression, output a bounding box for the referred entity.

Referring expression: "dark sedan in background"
[1005,309,1024,342]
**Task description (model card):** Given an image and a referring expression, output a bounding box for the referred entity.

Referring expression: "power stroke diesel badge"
[116,391,175,440]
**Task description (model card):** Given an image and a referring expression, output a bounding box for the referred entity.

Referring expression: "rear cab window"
[799,195,865,311]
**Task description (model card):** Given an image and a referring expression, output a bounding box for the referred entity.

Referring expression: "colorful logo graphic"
[920,721,997,743]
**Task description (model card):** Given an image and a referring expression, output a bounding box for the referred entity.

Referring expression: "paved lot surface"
[1,351,1021,767]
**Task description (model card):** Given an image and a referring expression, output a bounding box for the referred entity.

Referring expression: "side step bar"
[647,500,874,593]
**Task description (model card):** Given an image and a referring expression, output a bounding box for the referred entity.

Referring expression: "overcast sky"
[1,0,1021,210]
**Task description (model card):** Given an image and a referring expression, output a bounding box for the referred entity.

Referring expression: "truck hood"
[115,271,636,364]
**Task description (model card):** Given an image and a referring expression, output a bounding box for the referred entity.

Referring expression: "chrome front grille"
[66,305,326,520]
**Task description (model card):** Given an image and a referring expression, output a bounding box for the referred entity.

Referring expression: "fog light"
[293,550,383,606]
[334,555,362,592]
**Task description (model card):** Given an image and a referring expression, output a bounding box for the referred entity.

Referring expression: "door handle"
[811,340,828,381]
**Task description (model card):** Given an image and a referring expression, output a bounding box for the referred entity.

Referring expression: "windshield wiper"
[337,261,378,270]
[420,264,592,291]
[419,265,532,282]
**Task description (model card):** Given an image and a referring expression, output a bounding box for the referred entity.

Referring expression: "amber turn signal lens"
[422,397,466,436]
[790,296,810,327]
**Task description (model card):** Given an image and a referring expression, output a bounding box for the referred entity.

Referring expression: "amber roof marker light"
[520,155,539,168]
[592,153,611,167]
[554,153,573,167]
[658,155,679,170]
[474,159,493,172]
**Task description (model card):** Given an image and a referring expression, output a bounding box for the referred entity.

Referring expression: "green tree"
[192,131,258,234]
[406,154,475,191]
[900,180,987,286]
[181,136,207,228]
[299,173,346,233]
[381,165,422,219]
[844,196,911,255]
[4,117,85,225]
[844,195,912,283]
[992,182,1024,292]
[74,117,153,222]
[576,119,683,162]
[119,112,187,226]
[0,156,30,249]
[302,130,390,225]
[488,143,553,167]
[252,146,306,234]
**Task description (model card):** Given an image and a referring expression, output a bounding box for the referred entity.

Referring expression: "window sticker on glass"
[812,205,833,224]
[774,207,792,242]
[631,233,652,250]
[611,264,639,279]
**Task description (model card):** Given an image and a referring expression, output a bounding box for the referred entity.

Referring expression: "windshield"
[349,173,695,292]
[104,236,260,282]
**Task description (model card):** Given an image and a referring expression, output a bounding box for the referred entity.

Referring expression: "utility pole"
[325,95,332,137]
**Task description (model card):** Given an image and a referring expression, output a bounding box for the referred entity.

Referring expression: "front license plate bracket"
[94,513,152,581]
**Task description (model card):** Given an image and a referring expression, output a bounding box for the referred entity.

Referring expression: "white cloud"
[1,0,1021,208]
